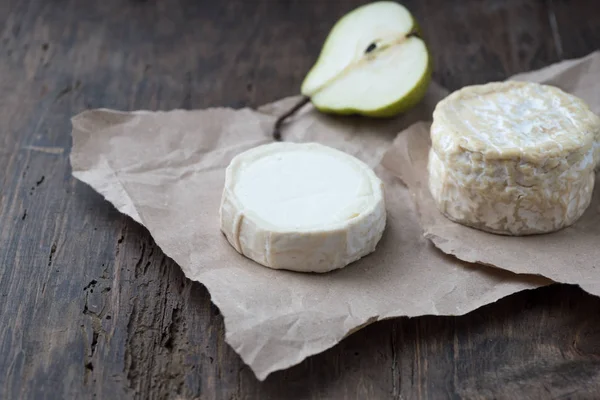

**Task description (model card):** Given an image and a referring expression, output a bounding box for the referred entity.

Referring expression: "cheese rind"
[428,81,600,235]
[220,142,386,272]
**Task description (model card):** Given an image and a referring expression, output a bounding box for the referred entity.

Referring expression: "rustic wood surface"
[1,0,600,398]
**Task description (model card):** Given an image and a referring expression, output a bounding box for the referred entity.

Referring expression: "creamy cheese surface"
[220,142,386,272]
[234,150,372,230]
[428,81,600,236]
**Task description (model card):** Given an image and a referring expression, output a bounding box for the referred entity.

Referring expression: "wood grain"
[1,0,600,399]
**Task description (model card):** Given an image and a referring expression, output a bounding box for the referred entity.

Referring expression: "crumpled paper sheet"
[70,83,549,381]
[388,51,600,297]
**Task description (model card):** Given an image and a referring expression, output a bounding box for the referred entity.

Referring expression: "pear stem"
[272,96,311,141]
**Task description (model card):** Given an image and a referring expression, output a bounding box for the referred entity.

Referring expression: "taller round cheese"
[428,81,600,236]
[220,142,386,273]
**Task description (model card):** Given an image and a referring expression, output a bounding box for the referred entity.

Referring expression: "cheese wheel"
[220,142,386,272]
[428,81,600,236]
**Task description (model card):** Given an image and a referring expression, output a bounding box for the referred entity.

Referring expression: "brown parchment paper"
[70,83,549,381]
[387,51,600,297]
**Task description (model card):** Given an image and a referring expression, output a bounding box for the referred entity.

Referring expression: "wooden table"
[2,1,600,398]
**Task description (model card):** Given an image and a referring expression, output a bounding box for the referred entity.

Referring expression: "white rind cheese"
[220,142,386,273]
[428,81,600,236]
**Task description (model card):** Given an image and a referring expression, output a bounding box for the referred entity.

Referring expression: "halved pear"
[302,1,431,118]
[272,2,432,139]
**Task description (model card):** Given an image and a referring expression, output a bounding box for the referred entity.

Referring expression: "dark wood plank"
[546,0,600,61]
[421,0,560,90]
[1,0,600,399]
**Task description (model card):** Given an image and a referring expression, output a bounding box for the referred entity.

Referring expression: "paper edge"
[70,113,143,224]
[247,275,550,380]
[510,50,600,82]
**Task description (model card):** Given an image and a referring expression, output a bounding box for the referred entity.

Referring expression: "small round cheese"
[220,142,386,273]
[428,81,600,236]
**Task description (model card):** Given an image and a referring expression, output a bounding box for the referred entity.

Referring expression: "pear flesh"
[301,1,431,117]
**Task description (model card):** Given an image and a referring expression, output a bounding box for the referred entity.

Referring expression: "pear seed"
[365,43,377,54]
